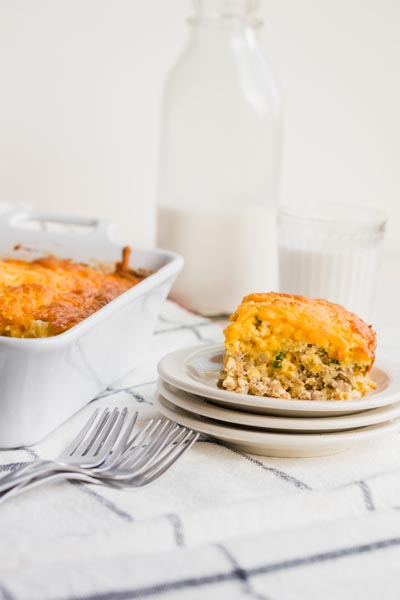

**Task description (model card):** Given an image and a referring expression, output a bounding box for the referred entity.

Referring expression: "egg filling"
[219,292,377,401]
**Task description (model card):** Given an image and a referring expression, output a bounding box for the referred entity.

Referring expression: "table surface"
[0,252,399,600]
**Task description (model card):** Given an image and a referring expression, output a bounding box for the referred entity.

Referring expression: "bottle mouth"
[190,0,261,24]
[187,15,262,27]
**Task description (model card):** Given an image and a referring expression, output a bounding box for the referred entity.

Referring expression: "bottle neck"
[191,0,261,27]
[186,10,261,57]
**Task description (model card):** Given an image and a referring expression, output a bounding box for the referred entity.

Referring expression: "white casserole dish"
[0,208,183,448]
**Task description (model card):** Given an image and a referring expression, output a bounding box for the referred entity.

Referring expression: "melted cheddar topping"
[0,252,143,338]
[224,292,376,366]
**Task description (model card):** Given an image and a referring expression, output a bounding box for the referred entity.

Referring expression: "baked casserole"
[0,247,149,338]
[219,292,376,401]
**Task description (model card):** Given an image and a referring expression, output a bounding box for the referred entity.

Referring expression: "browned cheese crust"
[219,292,377,401]
[0,247,148,338]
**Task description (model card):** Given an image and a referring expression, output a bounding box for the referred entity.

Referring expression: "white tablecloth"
[1,296,400,600]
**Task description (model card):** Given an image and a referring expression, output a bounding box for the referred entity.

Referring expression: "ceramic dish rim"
[157,343,400,414]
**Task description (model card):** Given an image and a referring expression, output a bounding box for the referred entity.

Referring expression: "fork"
[0,422,198,503]
[0,407,137,493]
[110,421,195,479]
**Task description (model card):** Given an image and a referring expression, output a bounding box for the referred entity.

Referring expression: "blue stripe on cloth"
[60,536,400,600]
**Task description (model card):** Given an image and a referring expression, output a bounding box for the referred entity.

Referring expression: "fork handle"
[0,460,91,493]
[0,459,52,493]
[0,470,100,505]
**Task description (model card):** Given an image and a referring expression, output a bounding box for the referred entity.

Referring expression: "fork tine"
[105,420,158,472]
[130,426,192,475]
[76,408,111,456]
[119,411,138,450]
[132,431,199,487]
[115,419,161,463]
[128,419,161,449]
[145,431,199,477]
[99,418,158,472]
[153,428,196,467]
[97,408,128,458]
[114,422,184,476]
[116,421,173,471]
[113,411,139,455]
[87,407,120,457]
[100,411,138,470]
[62,408,100,456]
[130,422,183,468]
[137,421,175,456]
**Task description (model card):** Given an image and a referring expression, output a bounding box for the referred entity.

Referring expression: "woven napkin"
[0,300,400,600]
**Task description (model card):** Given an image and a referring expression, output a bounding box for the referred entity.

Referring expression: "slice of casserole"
[0,247,149,338]
[219,292,377,401]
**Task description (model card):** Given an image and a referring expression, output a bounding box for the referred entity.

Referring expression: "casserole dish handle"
[0,208,113,242]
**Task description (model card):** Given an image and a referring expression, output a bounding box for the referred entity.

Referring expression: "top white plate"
[157,344,400,417]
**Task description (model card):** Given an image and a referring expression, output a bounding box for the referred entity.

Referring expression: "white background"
[0,0,399,248]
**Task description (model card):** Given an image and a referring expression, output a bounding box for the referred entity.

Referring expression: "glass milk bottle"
[157,0,282,315]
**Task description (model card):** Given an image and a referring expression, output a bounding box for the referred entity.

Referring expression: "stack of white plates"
[156,344,400,457]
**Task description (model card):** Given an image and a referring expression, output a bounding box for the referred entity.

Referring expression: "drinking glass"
[278,203,386,321]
